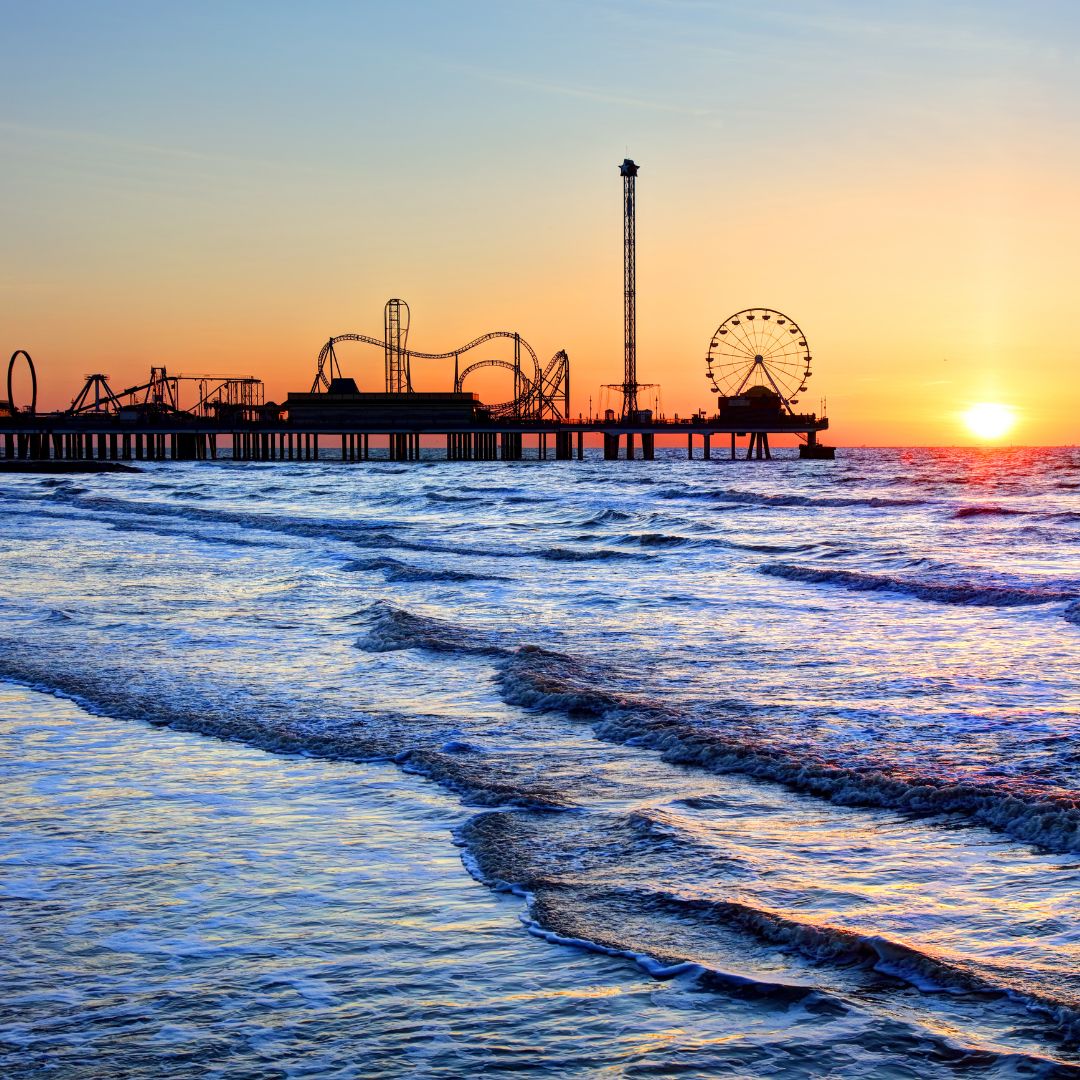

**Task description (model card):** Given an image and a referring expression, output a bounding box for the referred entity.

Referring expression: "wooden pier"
[0,413,831,464]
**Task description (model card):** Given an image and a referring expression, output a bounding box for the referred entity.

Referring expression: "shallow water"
[1,446,1078,1076]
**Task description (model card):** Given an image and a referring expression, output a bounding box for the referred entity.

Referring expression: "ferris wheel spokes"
[705,308,813,411]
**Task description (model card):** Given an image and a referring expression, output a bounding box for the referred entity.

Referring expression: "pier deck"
[0,413,830,463]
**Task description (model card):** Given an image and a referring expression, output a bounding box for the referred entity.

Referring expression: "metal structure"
[310,344,344,392]
[68,373,124,414]
[1,342,828,466]
[537,349,570,423]
[67,367,263,420]
[600,381,660,418]
[706,308,812,413]
[3,156,833,467]
[190,375,265,419]
[312,302,570,423]
[620,158,639,417]
[7,350,37,414]
[384,298,410,393]
[454,347,569,422]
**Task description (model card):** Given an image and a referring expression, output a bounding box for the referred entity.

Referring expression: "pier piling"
[3,418,829,469]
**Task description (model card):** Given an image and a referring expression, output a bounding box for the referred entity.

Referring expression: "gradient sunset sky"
[2,1,1077,444]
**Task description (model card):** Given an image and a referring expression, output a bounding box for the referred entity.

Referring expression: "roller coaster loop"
[312,332,568,422]
[7,350,37,415]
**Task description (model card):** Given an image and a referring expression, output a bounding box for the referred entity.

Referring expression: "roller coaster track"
[313,332,569,421]
[454,358,521,417]
[7,350,37,415]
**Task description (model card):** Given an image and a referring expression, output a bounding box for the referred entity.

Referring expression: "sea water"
[1,446,1078,1077]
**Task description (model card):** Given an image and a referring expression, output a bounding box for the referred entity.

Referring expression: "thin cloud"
[449,64,715,118]
[0,119,318,176]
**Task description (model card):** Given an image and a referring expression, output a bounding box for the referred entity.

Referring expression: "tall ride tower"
[620,158,639,417]
[384,298,411,393]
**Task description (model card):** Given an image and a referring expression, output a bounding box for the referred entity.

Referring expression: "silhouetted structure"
[2,164,834,465]
[0,345,829,465]
[66,367,264,421]
[620,158,639,417]
[384,298,410,394]
[7,350,36,415]
[309,302,569,423]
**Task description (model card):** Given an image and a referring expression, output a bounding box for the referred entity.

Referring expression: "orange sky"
[3,3,1078,445]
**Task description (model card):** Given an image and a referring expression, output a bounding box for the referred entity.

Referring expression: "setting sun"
[962,402,1017,441]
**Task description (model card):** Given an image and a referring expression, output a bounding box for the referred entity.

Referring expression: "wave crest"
[954,505,1027,519]
[355,601,508,655]
[760,562,1078,608]
[343,557,498,583]
[658,488,927,510]
[540,547,640,562]
[487,642,1080,854]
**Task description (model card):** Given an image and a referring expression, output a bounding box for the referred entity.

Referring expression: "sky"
[2,0,1078,444]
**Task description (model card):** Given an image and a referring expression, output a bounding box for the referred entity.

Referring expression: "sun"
[962,402,1016,441]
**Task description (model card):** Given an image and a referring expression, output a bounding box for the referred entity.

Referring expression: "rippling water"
[2,446,1078,1076]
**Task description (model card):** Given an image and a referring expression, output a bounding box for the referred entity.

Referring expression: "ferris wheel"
[705,308,812,410]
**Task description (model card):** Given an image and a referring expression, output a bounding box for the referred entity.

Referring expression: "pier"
[0,341,832,466]
[2,159,835,466]
[0,412,830,465]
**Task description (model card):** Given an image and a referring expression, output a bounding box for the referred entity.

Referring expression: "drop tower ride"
[620,158,639,418]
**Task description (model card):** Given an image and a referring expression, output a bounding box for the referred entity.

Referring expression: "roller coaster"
[311,299,570,422]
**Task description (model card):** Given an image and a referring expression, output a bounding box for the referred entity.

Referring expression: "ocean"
[1,445,1078,1077]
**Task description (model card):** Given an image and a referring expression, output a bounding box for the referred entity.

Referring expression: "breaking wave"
[354,601,511,656]
[458,811,1080,1045]
[578,508,637,526]
[760,562,1078,608]
[489,643,1080,854]
[343,556,499,583]
[954,505,1028,519]
[538,547,641,562]
[0,641,569,812]
[26,489,538,563]
[496,645,624,715]
[657,488,928,510]
[622,532,693,547]
[341,601,1080,854]
[642,891,1076,1012]
[425,491,483,504]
